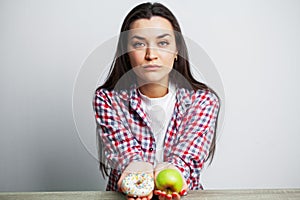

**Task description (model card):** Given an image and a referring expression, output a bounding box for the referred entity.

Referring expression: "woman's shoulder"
[177,87,219,107]
[94,87,131,101]
[195,88,219,105]
[94,87,113,100]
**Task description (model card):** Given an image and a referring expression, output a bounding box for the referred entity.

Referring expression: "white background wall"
[1,0,299,192]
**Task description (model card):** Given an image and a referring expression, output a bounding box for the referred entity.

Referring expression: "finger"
[171,192,180,200]
[118,179,124,192]
[117,173,126,191]
[161,191,167,196]
[154,190,162,196]
[157,191,166,200]
[158,195,165,200]
[179,189,187,196]
[147,192,153,200]
[165,193,172,200]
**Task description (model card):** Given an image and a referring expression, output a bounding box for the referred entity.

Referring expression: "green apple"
[156,169,184,194]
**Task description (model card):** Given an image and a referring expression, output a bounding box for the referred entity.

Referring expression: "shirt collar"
[119,84,193,118]
[175,87,193,116]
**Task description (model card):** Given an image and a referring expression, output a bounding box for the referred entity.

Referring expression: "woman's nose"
[145,47,158,60]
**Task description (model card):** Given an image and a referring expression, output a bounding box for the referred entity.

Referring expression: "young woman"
[93,2,220,200]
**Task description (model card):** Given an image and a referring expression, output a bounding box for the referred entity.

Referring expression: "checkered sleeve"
[166,90,219,189]
[93,89,144,173]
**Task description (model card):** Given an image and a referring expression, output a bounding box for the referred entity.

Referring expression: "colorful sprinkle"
[121,173,154,197]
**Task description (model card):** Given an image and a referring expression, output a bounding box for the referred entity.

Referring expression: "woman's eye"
[158,41,169,46]
[132,42,145,48]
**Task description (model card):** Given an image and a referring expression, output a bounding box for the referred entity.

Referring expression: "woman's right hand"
[117,162,154,200]
[118,172,153,200]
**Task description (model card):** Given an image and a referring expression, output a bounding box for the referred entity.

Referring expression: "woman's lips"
[143,65,161,70]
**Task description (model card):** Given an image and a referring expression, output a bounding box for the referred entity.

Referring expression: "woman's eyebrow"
[130,35,146,40]
[157,33,172,39]
[130,33,172,40]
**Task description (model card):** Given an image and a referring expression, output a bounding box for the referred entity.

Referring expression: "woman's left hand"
[153,189,187,200]
[153,163,188,200]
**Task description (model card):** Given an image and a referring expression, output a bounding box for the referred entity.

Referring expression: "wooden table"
[0,189,299,199]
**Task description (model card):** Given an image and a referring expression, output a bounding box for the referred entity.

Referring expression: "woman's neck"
[138,83,169,98]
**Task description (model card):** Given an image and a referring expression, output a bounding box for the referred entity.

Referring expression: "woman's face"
[127,16,178,85]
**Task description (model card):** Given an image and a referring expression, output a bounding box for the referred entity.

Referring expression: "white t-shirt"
[139,83,176,166]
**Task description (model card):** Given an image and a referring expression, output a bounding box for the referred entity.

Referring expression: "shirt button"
[149,148,153,151]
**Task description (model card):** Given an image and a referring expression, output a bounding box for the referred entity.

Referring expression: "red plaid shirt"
[93,85,219,191]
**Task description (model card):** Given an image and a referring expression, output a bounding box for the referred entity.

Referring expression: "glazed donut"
[121,172,154,197]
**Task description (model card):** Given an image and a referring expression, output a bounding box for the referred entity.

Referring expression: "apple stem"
[166,189,172,195]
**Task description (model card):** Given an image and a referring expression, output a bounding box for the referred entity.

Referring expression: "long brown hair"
[98,2,220,177]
